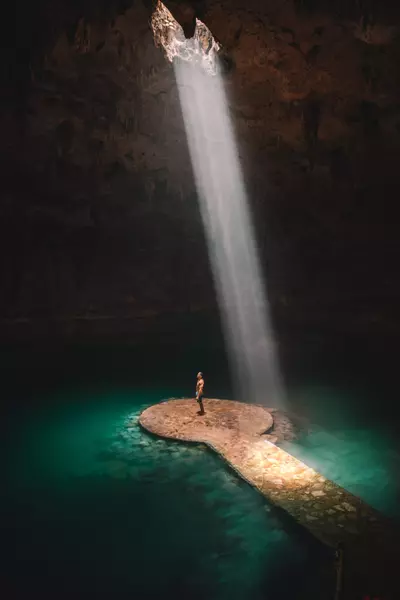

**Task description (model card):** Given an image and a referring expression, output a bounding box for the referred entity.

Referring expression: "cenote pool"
[2,329,399,599]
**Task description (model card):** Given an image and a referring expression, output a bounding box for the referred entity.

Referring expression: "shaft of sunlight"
[175,60,284,405]
[151,1,284,404]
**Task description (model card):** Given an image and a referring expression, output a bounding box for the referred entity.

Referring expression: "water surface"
[3,330,399,599]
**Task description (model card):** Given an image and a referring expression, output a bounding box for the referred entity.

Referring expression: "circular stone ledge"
[138,398,273,443]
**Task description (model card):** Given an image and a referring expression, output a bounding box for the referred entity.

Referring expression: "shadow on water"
[3,475,333,600]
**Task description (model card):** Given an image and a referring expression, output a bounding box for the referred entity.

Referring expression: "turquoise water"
[282,418,400,519]
[4,384,332,600]
[3,335,399,599]
[280,382,400,520]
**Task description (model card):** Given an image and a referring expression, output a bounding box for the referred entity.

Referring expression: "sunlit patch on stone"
[151,0,221,75]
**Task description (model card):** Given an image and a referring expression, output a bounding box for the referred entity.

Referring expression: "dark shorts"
[197,395,203,402]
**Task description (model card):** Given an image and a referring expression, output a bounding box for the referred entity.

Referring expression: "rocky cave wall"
[1,0,400,339]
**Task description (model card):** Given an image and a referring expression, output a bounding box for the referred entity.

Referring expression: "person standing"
[195,372,205,415]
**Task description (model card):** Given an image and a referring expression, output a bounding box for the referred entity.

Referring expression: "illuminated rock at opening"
[150,1,221,75]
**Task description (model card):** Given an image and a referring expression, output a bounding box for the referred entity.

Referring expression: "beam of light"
[151,3,284,405]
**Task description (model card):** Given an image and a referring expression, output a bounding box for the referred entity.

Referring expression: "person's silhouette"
[195,372,205,415]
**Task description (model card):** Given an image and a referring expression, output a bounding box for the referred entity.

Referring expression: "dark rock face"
[1,0,400,338]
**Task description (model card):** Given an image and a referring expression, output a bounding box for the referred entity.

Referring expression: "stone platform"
[139,398,399,599]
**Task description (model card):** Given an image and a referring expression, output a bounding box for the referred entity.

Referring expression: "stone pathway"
[139,398,399,599]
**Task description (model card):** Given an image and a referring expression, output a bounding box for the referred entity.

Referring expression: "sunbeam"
[152,2,284,405]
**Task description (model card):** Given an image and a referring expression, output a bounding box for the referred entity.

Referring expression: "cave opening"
[151,0,221,74]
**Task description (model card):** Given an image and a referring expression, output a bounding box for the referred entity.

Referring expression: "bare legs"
[197,396,205,415]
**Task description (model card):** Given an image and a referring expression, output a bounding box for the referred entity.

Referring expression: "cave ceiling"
[1,1,400,328]
[4,0,400,204]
